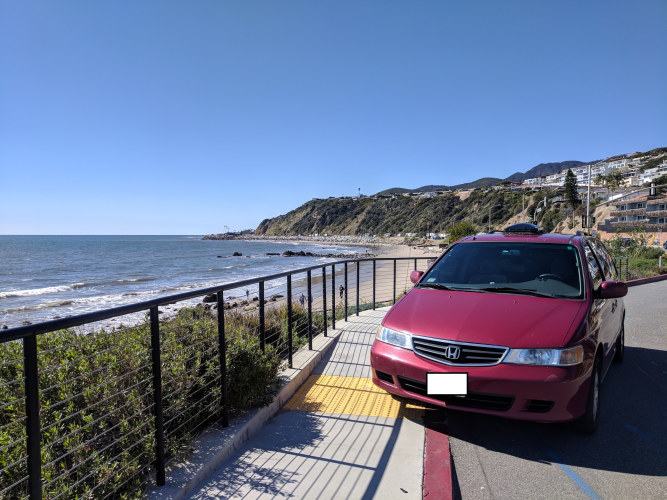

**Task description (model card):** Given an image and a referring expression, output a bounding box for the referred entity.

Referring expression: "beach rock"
[202,293,217,303]
[282,250,317,257]
[281,250,374,259]
[217,255,223,258]
[1,325,7,330]
[233,252,242,256]
[266,252,280,256]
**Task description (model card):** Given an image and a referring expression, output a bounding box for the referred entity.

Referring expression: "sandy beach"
[242,234,444,260]
[206,238,443,321]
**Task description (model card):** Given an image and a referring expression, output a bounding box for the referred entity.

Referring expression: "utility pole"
[522,191,526,223]
[586,164,591,235]
[489,204,500,233]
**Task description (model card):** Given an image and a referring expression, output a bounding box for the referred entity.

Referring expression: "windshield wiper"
[417,283,454,291]
[477,286,556,298]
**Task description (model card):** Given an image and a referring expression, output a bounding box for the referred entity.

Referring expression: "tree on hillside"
[448,221,477,243]
[594,174,606,186]
[651,174,667,194]
[607,170,624,192]
[564,169,579,229]
[564,169,579,206]
[595,170,624,197]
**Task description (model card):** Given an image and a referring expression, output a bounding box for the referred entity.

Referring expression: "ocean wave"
[0,287,166,314]
[116,277,156,284]
[0,282,90,299]
[1,299,75,314]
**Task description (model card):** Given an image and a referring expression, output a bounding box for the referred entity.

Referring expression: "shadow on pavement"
[187,395,417,498]
[443,345,667,478]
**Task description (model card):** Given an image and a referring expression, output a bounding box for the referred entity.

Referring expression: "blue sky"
[1,1,666,235]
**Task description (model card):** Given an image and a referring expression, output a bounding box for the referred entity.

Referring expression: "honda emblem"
[445,345,461,360]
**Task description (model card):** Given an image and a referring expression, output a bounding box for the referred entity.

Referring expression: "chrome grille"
[412,336,507,366]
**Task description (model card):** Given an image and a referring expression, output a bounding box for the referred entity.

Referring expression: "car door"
[584,239,618,371]
[588,238,624,360]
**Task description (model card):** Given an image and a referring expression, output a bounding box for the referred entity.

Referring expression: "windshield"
[420,242,584,299]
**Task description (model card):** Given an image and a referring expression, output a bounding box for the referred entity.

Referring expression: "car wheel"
[575,357,601,434]
[613,324,625,363]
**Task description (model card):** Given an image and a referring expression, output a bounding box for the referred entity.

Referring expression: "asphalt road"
[444,280,667,499]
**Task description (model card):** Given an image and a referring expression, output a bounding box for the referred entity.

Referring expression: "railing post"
[322,266,328,337]
[331,264,336,330]
[356,261,360,315]
[23,334,41,500]
[344,262,348,321]
[373,259,376,310]
[259,282,265,352]
[287,275,293,368]
[216,292,228,427]
[307,270,313,350]
[149,306,166,486]
[393,259,397,304]
[414,258,417,270]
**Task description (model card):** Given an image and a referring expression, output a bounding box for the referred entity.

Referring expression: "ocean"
[0,236,370,329]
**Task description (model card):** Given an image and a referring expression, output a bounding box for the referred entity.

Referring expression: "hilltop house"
[607,192,667,232]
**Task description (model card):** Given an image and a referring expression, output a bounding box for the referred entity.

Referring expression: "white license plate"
[427,373,468,395]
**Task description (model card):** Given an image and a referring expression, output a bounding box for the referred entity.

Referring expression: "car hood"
[383,288,588,348]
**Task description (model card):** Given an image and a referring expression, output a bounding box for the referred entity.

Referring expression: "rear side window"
[588,239,618,281]
[584,242,603,290]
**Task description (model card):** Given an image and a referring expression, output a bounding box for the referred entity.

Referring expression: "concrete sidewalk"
[151,308,437,499]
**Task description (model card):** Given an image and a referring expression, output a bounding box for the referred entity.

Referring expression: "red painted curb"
[423,425,453,499]
[626,273,667,287]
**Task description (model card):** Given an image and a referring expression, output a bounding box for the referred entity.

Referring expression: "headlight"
[376,326,412,349]
[503,345,583,366]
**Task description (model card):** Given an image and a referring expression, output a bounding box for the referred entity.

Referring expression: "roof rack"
[503,223,544,235]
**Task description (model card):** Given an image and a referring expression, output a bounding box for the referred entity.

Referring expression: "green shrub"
[0,305,287,498]
[627,258,667,279]
[633,246,664,259]
[226,332,281,409]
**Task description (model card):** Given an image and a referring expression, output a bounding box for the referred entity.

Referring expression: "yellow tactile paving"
[284,374,426,420]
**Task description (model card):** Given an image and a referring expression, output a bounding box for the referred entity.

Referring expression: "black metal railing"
[614,257,630,281]
[0,255,437,499]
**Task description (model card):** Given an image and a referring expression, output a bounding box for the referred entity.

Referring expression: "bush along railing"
[0,256,436,499]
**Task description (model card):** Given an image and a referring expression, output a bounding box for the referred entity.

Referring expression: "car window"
[584,242,603,290]
[588,238,618,281]
[422,242,584,299]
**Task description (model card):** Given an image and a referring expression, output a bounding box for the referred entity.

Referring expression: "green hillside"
[255,189,552,236]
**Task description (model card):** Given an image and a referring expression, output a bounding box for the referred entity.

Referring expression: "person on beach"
[339,284,344,299]
[299,293,305,307]
[246,289,249,300]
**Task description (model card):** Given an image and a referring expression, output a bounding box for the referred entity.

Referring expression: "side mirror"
[598,281,628,299]
[410,270,424,284]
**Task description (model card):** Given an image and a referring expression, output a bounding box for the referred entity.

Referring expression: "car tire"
[575,357,601,434]
[613,323,625,363]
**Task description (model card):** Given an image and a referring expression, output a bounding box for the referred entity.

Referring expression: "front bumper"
[370,339,591,423]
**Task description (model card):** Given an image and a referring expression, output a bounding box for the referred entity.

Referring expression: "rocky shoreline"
[202,233,392,247]
[280,250,374,259]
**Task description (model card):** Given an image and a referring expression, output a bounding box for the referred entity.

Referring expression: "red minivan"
[370,224,627,433]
